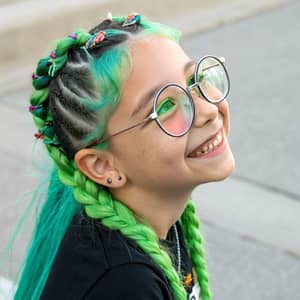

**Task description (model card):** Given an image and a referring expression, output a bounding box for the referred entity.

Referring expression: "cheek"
[217,100,230,137]
[161,110,190,136]
[110,119,187,176]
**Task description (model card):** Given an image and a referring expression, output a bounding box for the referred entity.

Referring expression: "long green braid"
[14,14,211,300]
[14,29,91,300]
[181,200,212,300]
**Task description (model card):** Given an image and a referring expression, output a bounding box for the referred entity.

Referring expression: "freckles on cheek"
[155,140,186,167]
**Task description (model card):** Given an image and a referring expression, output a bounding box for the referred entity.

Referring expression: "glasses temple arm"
[86,117,152,148]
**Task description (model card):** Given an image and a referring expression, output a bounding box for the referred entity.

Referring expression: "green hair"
[8,14,211,300]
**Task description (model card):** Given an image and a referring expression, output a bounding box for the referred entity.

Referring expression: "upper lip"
[186,127,223,157]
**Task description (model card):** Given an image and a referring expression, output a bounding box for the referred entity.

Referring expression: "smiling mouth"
[187,129,224,158]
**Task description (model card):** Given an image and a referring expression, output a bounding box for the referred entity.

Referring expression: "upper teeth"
[190,131,223,157]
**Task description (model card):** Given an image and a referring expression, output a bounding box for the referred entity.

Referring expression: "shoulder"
[41,211,171,299]
[85,263,173,300]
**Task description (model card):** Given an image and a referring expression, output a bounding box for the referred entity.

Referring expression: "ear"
[74,148,126,188]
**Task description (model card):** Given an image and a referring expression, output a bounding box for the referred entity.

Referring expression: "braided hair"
[14,13,211,300]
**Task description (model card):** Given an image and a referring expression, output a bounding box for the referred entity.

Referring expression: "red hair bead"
[34,133,45,139]
[86,31,106,49]
[29,105,38,112]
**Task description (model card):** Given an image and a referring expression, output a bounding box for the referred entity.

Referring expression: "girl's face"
[107,35,235,195]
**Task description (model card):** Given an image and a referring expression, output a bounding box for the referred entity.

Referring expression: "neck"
[111,185,192,239]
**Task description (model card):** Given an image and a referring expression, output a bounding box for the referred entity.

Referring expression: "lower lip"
[187,129,227,160]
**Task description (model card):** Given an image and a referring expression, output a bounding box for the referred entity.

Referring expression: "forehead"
[128,35,190,81]
[111,35,191,126]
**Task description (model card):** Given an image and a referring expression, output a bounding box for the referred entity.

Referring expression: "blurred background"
[0,0,300,299]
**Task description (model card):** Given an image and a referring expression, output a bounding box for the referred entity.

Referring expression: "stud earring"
[106,178,112,184]
[118,176,122,181]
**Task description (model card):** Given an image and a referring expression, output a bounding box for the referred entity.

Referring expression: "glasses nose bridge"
[187,81,200,93]
[186,81,205,102]
[186,81,219,126]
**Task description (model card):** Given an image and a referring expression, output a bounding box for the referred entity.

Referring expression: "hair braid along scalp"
[18,13,212,300]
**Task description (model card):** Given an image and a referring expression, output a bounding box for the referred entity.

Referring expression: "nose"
[190,88,218,128]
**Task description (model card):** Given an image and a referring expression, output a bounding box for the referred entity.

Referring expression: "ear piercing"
[106,176,122,184]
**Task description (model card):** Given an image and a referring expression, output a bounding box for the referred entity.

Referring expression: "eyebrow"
[130,59,196,118]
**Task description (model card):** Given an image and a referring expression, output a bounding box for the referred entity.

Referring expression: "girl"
[12,12,235,300]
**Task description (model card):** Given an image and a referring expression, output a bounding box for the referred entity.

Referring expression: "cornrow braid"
[30,29,92,154]
[20,13,211,300]
[180,200,212,300]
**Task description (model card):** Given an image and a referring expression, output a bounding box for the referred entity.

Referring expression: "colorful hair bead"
[85,31,106,50]
[68,33,77,40]
[32,73,39,80]
[29,105,39,112]
[122,13,141,27]
[49,50,56,59]
[34,132,45,140]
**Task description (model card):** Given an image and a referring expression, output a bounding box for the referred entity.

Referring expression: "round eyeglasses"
[86,55,230,148]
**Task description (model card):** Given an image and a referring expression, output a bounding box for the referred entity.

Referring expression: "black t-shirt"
[40,210,200,300]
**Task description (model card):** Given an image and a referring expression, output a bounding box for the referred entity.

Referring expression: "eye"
[156,98,176,116]
[187,74,194,86]
[188,72,206,86]
[198,72,205,82]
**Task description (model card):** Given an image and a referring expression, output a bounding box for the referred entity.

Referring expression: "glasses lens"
[155,85,194,136]
[197,57,229,102]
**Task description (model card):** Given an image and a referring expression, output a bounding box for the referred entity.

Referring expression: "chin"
[195,152,235,185]
[215,152,235,180]
[216,150,235,180]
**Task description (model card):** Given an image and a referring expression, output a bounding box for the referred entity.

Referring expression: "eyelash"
[144,73,195,118]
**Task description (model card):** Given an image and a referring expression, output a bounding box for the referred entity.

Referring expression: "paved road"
[187,2,300,299]
[189,0,300,252]
[1,2,300,299]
